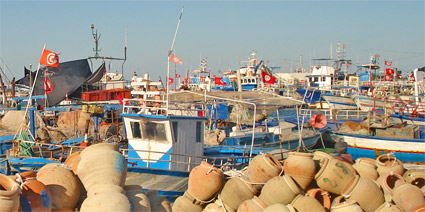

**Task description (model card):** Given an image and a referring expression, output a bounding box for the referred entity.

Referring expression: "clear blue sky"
[1,0,424,82]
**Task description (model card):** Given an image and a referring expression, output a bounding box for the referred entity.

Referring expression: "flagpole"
[14,43,46,141]
[167,7,184,113]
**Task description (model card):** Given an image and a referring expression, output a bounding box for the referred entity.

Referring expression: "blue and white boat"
[327,119,425,163]
[121,80,250,199]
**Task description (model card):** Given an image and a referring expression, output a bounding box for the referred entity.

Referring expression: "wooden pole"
[11,77,15,98]
[0,73,9,107]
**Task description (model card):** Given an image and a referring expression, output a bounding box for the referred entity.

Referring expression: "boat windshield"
[141,122,168,142]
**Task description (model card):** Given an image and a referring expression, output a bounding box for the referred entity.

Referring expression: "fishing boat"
[326,113,425,163]
[121,73,255,199]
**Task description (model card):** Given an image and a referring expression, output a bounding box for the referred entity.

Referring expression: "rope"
[215,194,230,212]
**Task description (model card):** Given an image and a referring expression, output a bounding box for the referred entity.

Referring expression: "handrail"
[121,148,251,171]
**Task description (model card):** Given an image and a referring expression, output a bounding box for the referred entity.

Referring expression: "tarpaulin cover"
[16,59,92,106]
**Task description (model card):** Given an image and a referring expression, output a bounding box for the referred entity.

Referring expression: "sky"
[0,0,424,83]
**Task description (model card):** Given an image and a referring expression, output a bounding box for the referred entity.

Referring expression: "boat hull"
[329,132,425,163]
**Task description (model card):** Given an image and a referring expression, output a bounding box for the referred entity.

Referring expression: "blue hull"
[347,147,425,164]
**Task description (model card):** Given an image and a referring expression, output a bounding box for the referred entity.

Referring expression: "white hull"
[330,133,425,153]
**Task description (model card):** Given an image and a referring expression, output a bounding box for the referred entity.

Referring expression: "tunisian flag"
[43,76,53,95]
[40,49,59,67]
[386,68,394,75]
[214,77,227,85]
[261,70,276,84]
[170,54,183,64]
[385,60,392,66]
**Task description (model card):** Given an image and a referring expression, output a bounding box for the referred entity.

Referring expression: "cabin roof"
[168,90,306,109]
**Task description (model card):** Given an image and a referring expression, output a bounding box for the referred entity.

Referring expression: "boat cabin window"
[130,121,142,139]
[172,122,178,142]
[141,122,167,142]
[196,121,202,143]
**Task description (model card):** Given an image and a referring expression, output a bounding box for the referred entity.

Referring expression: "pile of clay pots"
[0,143,172,212]
[171,152,425,212]
[0,163,80,212]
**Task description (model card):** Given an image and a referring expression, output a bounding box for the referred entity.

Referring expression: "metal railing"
[121,148,251,172]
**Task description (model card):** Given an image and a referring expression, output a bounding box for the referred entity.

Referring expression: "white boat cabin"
[307,66,335,89]
[121,78,205,172]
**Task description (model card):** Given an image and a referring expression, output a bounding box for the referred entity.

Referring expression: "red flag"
[385,60,392,66]
[43,76,53,95]
[214,77,227,85]
[170,54,183,64]
[386,68,394,75]
[117,94,129,105]
[40,49,59,67]
[175,74,181,78]
[376,54,380,58]
[343,44,346,49]
[168,77,174,85]
[261,70,276,84]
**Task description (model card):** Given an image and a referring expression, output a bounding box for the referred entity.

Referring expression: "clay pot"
[172,193,203,212]
[146,190,172,212]
[376,172,405,202]
[80,191,131,212]
[79,142,118,158]
[291,194,326,212]
[403,169,425,195]
[330,200,363,212]
[341,175,384,212]
[374,202,404,212]
[188,161,223,201]
[312,151,334,162]
[263,204,296,212]
[36,163,80,210]
[258,175,301,206]
[64,151,81,175]
[220,177,259,211]
[315,157,355,195]
[125,185,151,212]
[352,158,378,180]
[0,173,21,212]
[411,205,425,212]
[283,152,316,189]
[332,196,346,205]
[87,184,125,197]
[202,200,228,212]
[392,183,425,212]
[244,153,282,190]
[77,147,127,191]
[307,188,332,211]
[20,178,52,212]
[13,171,37,180]
[237,196,267,212]
[375,154,404,176]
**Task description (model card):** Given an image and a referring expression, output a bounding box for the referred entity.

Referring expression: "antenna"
[91,24,101,58]
[122,26,128,76]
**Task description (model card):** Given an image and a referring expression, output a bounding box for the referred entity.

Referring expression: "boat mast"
[167,7,184,112]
